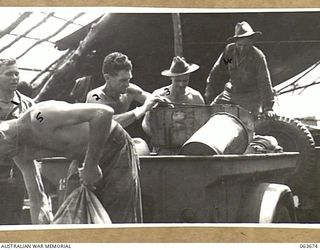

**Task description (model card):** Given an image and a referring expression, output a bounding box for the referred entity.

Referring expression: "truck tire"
[272,203,292,223]
[254,116,316,197]
[239,183,297,223]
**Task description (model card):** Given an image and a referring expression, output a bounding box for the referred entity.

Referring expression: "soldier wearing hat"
[146,56,204,104]
[142,56,205,136]
[154,56,204,105]
[205,21,275,117]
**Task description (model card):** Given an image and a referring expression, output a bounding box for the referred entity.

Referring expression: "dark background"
[55,11,320,138]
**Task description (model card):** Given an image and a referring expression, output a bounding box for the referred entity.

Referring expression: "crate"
[149,104,254,148]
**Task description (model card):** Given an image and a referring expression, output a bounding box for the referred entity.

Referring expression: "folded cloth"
[245,135,283,154]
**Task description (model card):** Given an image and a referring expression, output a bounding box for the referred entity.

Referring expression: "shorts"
[65,123,143,223]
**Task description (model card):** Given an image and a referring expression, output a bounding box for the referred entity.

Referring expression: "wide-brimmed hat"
[161,56,199,77]
[227,21,262,41]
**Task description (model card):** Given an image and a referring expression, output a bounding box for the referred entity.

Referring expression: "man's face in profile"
[0,63,20,92]
[107,69,132,95]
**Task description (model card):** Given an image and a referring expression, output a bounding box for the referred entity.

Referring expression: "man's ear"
[104,73,110,81]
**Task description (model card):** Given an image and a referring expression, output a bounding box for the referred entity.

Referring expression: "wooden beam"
[16,13,85,59]
[40,12,84,27]
[18,67,42,72]
[34,14,112,102]
[30,49,72,85]
[0,12,32,39]
[31,50,73,98]
[172,13,183,57]
[8,33,54,43]
[0,12,55,54]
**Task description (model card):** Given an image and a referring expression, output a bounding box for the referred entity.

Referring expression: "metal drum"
[180,112,250,155]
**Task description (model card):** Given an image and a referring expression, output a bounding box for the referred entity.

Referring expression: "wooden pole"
[0,12,32,39]
[30,49,72,85]
[172,13,183,57]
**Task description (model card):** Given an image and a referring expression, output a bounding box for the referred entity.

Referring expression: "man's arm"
[32,101,114,184]
[104,87,160,128]
[20,102,114,223]
[205,49,230,104]
[256,54,275,117]
[141,89,167,136]
[13,156,53,224]
[111,84,152,128]
[141,110,152,136]
[193,91,205,105]
[112,109,146,128]
[128,83,151,104]
[86,85,151,128]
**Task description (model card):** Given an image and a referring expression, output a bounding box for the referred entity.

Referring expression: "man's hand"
[143,94,167,111]
[135,94,172,121]
[38,206,54,224]
[79,164,103,189]
[144,94,174,110]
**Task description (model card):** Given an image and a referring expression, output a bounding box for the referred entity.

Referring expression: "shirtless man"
[142,56,205,136]
[0,101,140,224]
[86,52,160,128]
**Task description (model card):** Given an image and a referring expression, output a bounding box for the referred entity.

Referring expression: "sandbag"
[52,185,112,224]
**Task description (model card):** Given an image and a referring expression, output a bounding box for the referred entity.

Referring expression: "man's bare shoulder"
[126,83,144,95]
[87,86,105,96]
[152,85,171,96]
[186,86,202,96]
[30,100,66,110]
[185,87,205,104]
[29,101,112,116]
[27,101,66,123]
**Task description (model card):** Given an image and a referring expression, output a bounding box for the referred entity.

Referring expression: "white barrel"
[180,112,250,155]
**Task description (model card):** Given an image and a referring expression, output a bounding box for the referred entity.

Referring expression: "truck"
[37,104,320,224]
[136,104,319,223]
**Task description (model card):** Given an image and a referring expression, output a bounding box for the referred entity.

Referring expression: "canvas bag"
[53,185,112,224]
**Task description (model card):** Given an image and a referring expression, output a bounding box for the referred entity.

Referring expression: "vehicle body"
[37,104,319,223]
[36,105,308,223]
[39,152,299,223]
[140,153,298,223]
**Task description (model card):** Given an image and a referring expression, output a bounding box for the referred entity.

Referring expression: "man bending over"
[0,101,142,224]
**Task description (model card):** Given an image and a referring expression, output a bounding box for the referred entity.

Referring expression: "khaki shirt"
[206,43,274,110]
[0,91,34,178]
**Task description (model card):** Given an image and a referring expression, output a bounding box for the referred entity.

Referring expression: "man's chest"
[227,50,257,77]
[101,94,132,114]
[0,102,18,120]
[166,92,196,104]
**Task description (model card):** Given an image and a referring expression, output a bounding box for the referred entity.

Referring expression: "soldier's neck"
[103,83,120,100]
[0,89,15,101]
[171,85,186,100]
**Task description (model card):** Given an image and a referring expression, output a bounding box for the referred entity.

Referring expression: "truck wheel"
[272,203,292,223]
[254,116,316,197]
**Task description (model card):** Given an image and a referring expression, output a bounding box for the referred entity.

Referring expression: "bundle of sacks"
[245,135,283,154]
